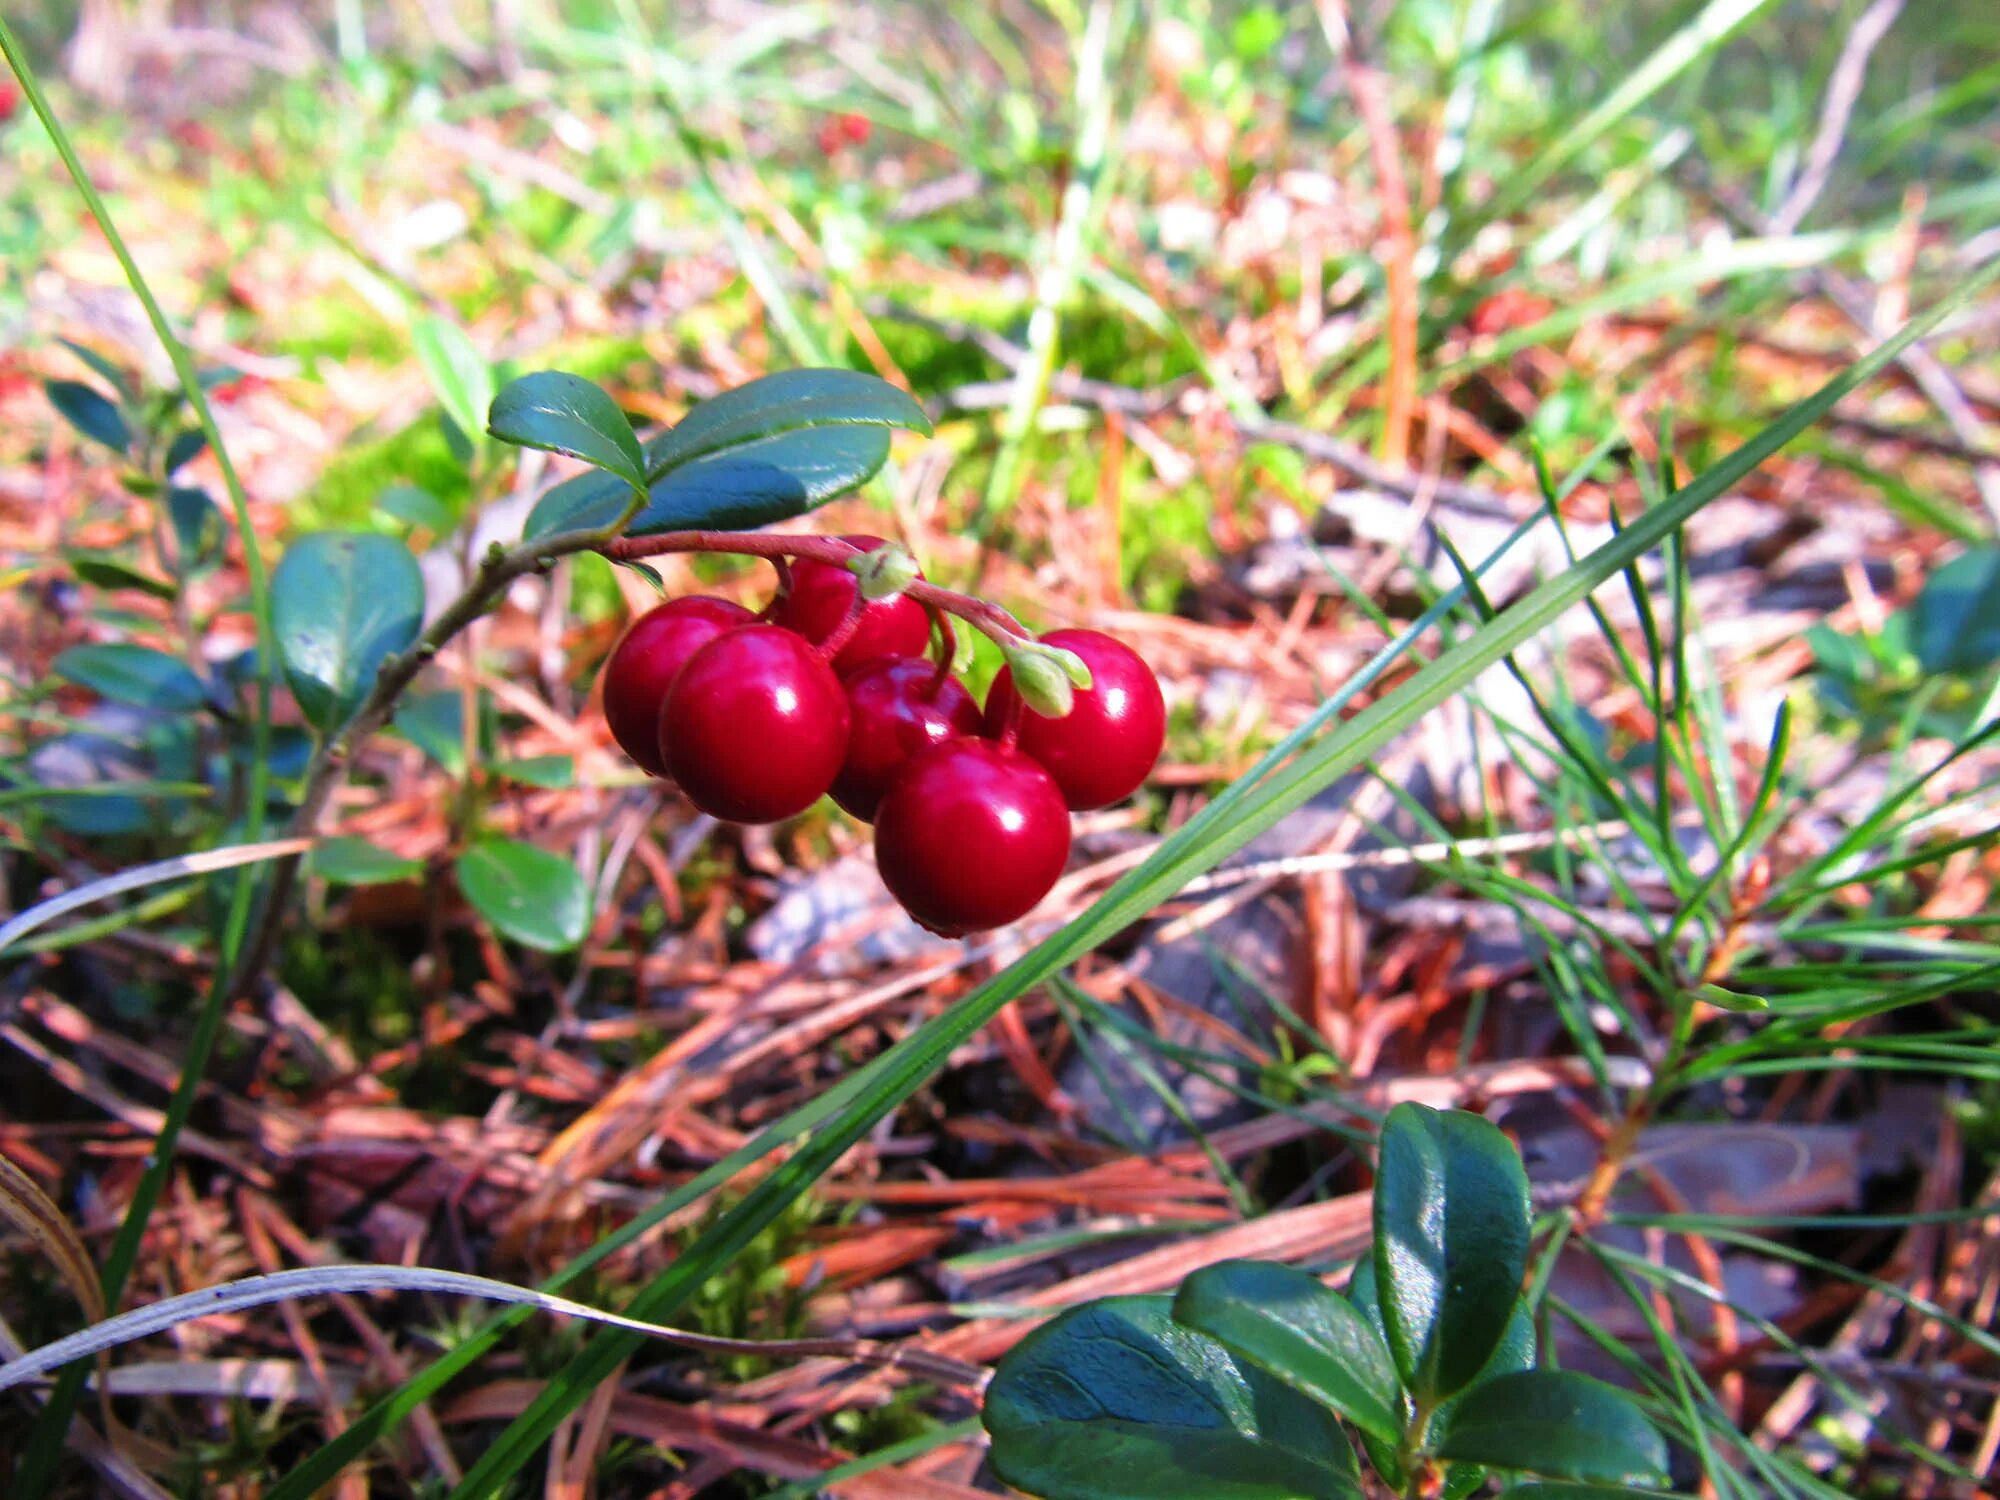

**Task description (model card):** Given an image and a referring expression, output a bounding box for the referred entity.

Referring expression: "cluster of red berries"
[599,538,1165,936]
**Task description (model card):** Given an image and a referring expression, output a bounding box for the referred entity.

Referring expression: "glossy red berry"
[602,596,755,776]
[983,629,1165,810]
[873,739,1071,936]
[832,658,982,822]
[769,534,930,674]
[662,625,850,823]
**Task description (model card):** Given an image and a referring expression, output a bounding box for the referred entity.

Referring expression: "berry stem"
[925,607,957,695]
[816,595,867,663]
[603,529,1033,653]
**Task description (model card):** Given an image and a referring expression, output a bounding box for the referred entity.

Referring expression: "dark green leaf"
[489,372,647,493]
[494,755,575,789]
[455,839,589,952]
[411,317,496,454]
[1502,1486,1687,1498]
[310,837,422,886]
[1437,1299,1537,1499]
[646,367,931,478]
[1911,545,2000,676]
[522,424,894,541]
[377,483,453,535]
[59,339,132,396]
[167,487,223,572]
[271,532,425,732]
[393,691,471,776]
[45,380,131,450]
[631,423,893,534]
[1173,1260,1403,1444]
[1373,1104,1531,1404]
[984,1296,1364,1500]
[163,427,207,475]
[53,644,207,711]
[1432,1371,1668,1488]
[67,549,177,600]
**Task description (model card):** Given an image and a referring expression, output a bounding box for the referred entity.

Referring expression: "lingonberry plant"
[985,1104,1674,1500]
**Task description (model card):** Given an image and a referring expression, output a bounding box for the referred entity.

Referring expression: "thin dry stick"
[1771,0,1908,233]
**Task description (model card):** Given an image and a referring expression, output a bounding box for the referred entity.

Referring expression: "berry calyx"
[873,739,1071,936]
[983,628,1164,810]
[769,534,931,673]
[831,657,982,822]
[661,625,850,823]
[601,596,755,776]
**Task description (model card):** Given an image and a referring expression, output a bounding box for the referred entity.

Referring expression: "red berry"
[983,629,1165,810]
[840,112,872,145]
[769,535,930,674]
[662,625,850,823]
[601,596,754,776]
[832,657,982,822]
[873,740,1070,936]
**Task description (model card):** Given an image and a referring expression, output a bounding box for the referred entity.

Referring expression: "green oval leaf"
[58,338,133,397]
[411,317,495,454]
[271,532,425,732]
[163,427,207,475]
[53,644,207,711]
[984,1295,1364,1500]
[494,755,575,790]
[523,424,895,541]
[454,839,589,952]
[488,372,646,493]
[45,379,130,451]
[1374,1104,1531,1404]
[377,483,454,535]
[1432,1371,1669,1488]
[310,836,423,886]
[1172,1260,1403,1445]
[67,548,177,600]
[646,367,931,479]
[168,487,223,573]
[1911,545,2000,676]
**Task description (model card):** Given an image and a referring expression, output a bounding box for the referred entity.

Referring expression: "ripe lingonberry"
[983,629,1165,810]
[662,625,850,823]
[769,534,930,673]
[873,739,1071,936]
[602,596,754,776]
[831,657,982,822]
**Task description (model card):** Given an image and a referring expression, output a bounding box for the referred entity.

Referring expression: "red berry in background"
[983,629,1165,810]
[662,625,850,823]
[0,81,18,122]
[874,739,1071,936]
[840,112,872,145]
[832,657,982,822]
[769,535,930,673]
[601,596,754,776]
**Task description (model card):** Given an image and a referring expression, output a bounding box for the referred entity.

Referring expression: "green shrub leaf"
[1911,545,2000,676]
[985,1296,1364,1500]
[377,484,453,535]
[411,317,496,454]
[310,837,422,886]
[67,549,177,600]
[393,691,472,776]
[53,643,206,711]
[45,379,130,450]
[1432,1371,1668,1487]
[1373,1104,1530,1405]
[454,839,589,952]
[1172,1260,1403,1444]
[167,487,223,572]
[271,532,425,732]
[646,367,931,477]
[1501,1486,1688,1498]
[488,371,646,493]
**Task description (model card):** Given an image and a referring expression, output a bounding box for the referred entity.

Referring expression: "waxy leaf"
[411,317,495,453]
[455,839,589,952]
[488,371,646,493]
[1911,545,2000,676]
[1433,1371,1669,1488]
[984,1296,1364,1500]
[53,644,207,712]
[45,379,130,450]
[67,549,176,600]
[1173,1260,1403,1444]
[521,367,927,541]
[167,486,223,572]
[377,483,453,535]
[271,532,425,732]
[1373,1104,1530,1404]
[310,837,422,886]
[164,427,207,475]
